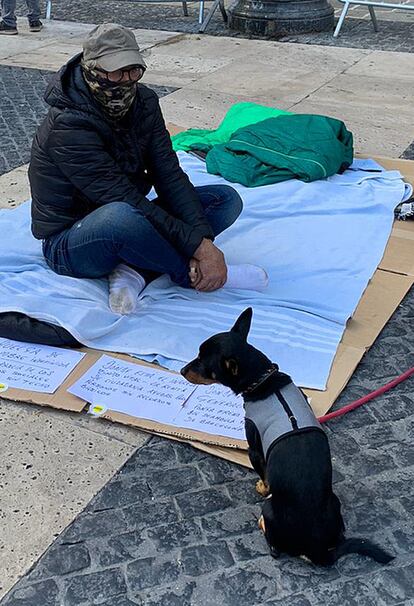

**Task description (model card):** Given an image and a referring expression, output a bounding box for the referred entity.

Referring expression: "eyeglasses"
[97,65,144,83]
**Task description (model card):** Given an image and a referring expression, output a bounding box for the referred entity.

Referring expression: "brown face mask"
[82,61,137,121]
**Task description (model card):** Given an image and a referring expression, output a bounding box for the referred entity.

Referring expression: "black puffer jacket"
[29,54,214,257]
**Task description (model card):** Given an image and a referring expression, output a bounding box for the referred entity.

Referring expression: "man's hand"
[191,239,227,292]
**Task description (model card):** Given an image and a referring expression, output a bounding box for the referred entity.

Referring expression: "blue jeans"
[42,185,243,287]
[1,0,40,26]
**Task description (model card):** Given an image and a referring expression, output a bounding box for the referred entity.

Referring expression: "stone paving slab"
[0,399,148,600]
[10,0,414,53]
[0,165,29,209]
[153,37,414,156]
[344,49,414,79]
[1,41,91,71]
[1,16,181,48]
[0,19,182,68]
[182,57,362,103]
[159,88,292,130]
[143,36,369,89]
[288,98,414,157]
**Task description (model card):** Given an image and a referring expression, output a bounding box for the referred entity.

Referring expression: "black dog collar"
[242,364,279,396]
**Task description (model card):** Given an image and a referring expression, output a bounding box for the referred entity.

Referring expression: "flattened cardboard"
[62,350,248,449]
[357,153,414,276]
[0,348,98,413]
[379,225,414,276]
[356,154,414,183]
[341,269,414,349]
[191,442,251,467]
[1,130,414,463]
[304,343,365,417]
[100,408,247,450]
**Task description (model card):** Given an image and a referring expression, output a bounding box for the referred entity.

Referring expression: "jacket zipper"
[229,139,328,177]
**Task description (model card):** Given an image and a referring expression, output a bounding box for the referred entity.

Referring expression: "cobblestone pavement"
[0,65,177,176]
[1,284,414,605]
[279,18,414,52]
[1,65,414,605]
[0,66,50,175]
[11,0,414,53]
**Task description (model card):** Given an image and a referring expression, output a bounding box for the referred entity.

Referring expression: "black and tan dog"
[181,308,393,566]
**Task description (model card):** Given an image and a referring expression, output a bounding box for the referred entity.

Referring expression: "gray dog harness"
[244,382,322,461]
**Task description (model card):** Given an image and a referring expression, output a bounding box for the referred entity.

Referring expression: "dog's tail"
[331,537,394,564]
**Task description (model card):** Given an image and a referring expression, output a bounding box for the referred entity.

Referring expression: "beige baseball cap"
[83,23,147,72]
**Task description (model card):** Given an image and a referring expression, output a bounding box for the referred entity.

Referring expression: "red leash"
[318,366,414,424]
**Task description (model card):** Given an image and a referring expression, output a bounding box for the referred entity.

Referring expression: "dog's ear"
[223,357,239,376]
[230,308,253,341]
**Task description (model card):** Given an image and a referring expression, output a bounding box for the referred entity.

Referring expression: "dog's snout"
[180,358,215,385]
[181,360,199,383]
[180,363,190,377]
[181,358,198,377]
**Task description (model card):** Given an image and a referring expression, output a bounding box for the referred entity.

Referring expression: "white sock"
[108,264,146,315]
[224,264,268,292]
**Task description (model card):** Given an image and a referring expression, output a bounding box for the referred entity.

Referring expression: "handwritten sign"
[176,383,244,439]
[68,355,197,424]
[68,355,245,440]
[0,338,85,394]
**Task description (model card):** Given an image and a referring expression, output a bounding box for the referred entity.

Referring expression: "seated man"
[29,23,266,314]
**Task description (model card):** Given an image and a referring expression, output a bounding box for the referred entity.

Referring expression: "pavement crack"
[287,48,375,110]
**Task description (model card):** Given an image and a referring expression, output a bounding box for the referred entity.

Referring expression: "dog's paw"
[256,479,270,497]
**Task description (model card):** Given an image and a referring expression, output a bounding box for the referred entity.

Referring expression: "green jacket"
[206,114,354,187]
[171,102,291,153]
